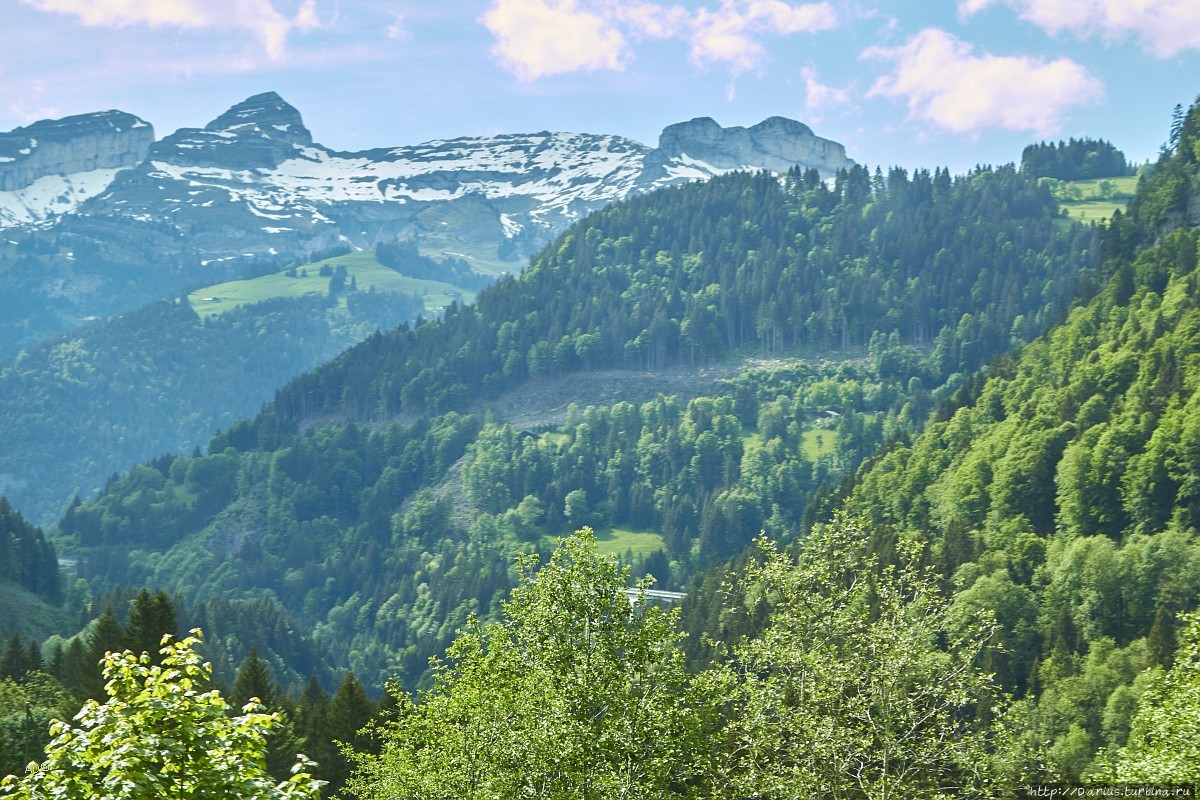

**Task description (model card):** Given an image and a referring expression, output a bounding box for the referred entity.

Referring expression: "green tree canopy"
[1093,612,1200,783]
[346,528,715,800]
[0,631,322,800]
[717,515,1011,798]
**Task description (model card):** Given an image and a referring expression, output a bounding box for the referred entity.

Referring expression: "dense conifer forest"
[1021,138,1134,181]
[1,98,1199,795]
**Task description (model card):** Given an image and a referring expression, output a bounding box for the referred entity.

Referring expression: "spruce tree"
[0,634,27,680]
[294,675,335,786]
[78,609,124,700]
[231,648,277,711]
[23,640,42,675]
[324,672,375,793]
[124,589,178,661]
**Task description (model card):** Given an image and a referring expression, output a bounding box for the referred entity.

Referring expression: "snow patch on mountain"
[0,168,127,227]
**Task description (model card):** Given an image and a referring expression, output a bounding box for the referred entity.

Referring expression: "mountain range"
[0,92,852,248]
[0,93,851,360]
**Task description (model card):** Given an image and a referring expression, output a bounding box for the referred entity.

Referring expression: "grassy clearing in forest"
[188,250,472,318]
[593,527,666,558]
[801,427,838,460]
[1051,175,1139,223]
[546,527,665,558]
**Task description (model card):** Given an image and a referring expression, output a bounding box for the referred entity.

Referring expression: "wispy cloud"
[960,0,1200,58]
[864,28,1103,137]
[606,1,690,38]
[386,12,408,41]
[19,0,322,60]
[800,66,850,114]
[8,79,59,123]
[480,0,837,81]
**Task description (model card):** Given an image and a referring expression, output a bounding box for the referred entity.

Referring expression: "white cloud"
[801,66,850,113]
[480,0,837,80]
[690,5,764,71]
[294,0,319,31]
[745,0,836,34]
[960,0,1200,58]
[689,0,836,72]
[865,28,1103,137]
[481,0,630,81]
[19,0,320,60]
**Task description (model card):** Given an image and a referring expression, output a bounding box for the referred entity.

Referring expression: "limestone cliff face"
[0,111,154,192]
[642,116,853,180]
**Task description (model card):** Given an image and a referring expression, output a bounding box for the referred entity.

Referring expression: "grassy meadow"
[1051,175,1139,223]
[188,250,474,318]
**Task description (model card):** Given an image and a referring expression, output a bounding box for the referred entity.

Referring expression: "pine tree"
[324,672,375,793]
[78,609,125,700]
[0,634,27,680]
[124,589,178,661]
[229,649,307,782]
[231,648,277,711]
[57,639,85,696]
[1147,605,1177,669]
[1170,103,1185,151]
[294,675,335,786]
[23,640,42,675]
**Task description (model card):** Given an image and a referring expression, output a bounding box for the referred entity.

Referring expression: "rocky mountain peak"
[645,115,851,179]
[4,97,859,278]
[204,91,311,146]
[748,116,815,139]
[148,91,313,170]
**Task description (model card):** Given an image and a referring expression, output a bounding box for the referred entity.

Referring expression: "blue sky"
[2,0,1197,174]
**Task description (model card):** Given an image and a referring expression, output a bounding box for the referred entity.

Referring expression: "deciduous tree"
[717,515,1010,799]
[1093,612,1200,783]
[346,529,714,800]
[0,631,322,800]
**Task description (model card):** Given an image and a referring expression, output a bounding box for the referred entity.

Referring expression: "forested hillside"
[845,103,1200,778]
[52,160,1096,693]
[251,164,1092,431]
[0,288,422,524]
[1021,138,1133,180]
[685,96,1200,781]
[0,500,59,606]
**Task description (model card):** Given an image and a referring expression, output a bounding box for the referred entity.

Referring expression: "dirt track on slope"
[468,363,747,430]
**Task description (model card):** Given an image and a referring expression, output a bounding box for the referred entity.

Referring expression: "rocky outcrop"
[642,116,853,181]
[0,111,153,192]
[150,91,312,170]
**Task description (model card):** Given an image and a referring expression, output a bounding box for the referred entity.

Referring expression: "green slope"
[188,250,473,318]
[0,291,422,525]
